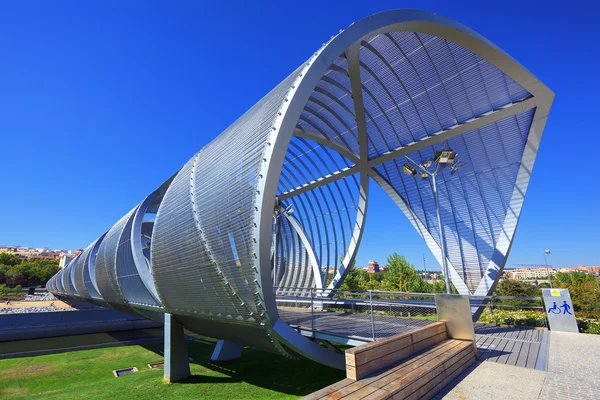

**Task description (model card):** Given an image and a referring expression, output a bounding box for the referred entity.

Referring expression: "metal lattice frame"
[48,10,553,368]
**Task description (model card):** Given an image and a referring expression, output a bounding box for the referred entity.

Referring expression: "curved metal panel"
[95,209,138,315]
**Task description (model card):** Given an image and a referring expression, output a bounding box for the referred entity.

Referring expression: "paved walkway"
[434,361,546,400]
[437,331,600,399]
[539,332,600,400]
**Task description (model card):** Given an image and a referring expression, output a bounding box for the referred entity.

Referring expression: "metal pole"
[311,287,315,336]
[543,252,553,288]
[369,290,375,341]
[432,173,451,294]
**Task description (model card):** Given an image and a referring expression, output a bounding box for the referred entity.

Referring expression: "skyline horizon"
[1,240,596,271]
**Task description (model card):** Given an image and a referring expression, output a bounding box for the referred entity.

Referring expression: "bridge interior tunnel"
[273,29,538,298]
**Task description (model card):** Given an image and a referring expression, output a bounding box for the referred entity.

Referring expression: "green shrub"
[577,319,600,335]
[478,309,547,327]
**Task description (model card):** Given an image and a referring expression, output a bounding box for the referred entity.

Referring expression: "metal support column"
[211,340,243,361]
[164,313,190,383]
[369,290,375,341]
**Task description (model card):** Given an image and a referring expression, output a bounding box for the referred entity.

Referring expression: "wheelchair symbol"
[548,301,572,315]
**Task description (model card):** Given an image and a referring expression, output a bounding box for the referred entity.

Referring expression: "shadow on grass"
[176,337,345,397]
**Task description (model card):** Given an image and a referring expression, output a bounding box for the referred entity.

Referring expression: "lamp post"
[403,147,466,295]
[543,250,553,288]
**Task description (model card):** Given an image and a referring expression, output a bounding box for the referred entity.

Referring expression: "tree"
[339,266,364,291]
[494,279,541,297]
[382,253,417,292]
[0,257,60,288]
[0,253,19,266]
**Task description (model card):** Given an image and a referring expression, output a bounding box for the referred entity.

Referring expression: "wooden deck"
[474,323,550,370]
[278,307,550,370]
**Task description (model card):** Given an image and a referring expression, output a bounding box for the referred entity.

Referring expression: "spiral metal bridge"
[47,10,553,369]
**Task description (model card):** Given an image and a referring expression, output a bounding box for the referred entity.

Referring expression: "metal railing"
[470,296,548,328]
[274,287,438,342]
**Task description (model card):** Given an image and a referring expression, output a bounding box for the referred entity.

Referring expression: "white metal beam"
[278,165,360,201]
[367,97,537,168]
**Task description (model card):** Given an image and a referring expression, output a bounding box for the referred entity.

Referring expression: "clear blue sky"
[0,1,598,270]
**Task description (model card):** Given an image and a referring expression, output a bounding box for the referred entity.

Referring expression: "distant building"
[0,245,80,261]
[557,265,600,274]
[367,260,380,273]
[504,268,555,280]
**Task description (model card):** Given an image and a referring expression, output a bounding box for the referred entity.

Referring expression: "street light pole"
[543,250,553,288]
[431,173,451,294]
[405,153,463,295]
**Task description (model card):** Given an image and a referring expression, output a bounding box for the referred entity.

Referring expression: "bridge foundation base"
[211,340,242,361]
[163,313,190,383]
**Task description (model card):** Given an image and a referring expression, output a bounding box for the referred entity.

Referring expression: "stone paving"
[435,361,546,399]
[437,331,600,399]
[539,332,600,400]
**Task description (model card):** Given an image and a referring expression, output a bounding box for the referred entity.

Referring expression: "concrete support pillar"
[211,339,242,361]
[164,313,190,383]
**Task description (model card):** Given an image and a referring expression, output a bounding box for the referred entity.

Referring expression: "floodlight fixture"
[450,161,467,175]
[402,163,416,175]
[434,150,457,164]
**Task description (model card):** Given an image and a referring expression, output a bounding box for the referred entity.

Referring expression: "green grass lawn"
[0,336,344,399]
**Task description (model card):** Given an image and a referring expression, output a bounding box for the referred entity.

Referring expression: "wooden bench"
[345,322,448,380]
[302,322,477,400]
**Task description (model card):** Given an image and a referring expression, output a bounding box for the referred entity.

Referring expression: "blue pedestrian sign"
[542,288,578,333]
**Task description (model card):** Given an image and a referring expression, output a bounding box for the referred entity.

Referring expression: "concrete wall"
[0,308,161,342]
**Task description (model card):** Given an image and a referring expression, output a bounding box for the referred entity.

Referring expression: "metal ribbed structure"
[48,10,553,367]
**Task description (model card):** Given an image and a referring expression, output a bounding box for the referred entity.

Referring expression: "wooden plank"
[334,384,380,400]
[413,331,447,353]
[392,362,446,399]
[479,335,503,361]
[526,341,541,369]
[347,334,412,366]
[404,363,448,400]
[338,345,444,398]
[411,322,446,343]
[516,341,530,368]
[476,335,496,359]
[534,331,550,371]
[305,338,477,400]
[378,342,471,398]
[506,340,523,366]
[385,343,470,399]
[346,323,448,380]
[367,341,464,390]
[487,338,510,363]
[347,345,414,380]
[495,337,516,364]
[411,350,476,400]
[346,330,413,357]
[300,379,354,400]
[357,340,457,386]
